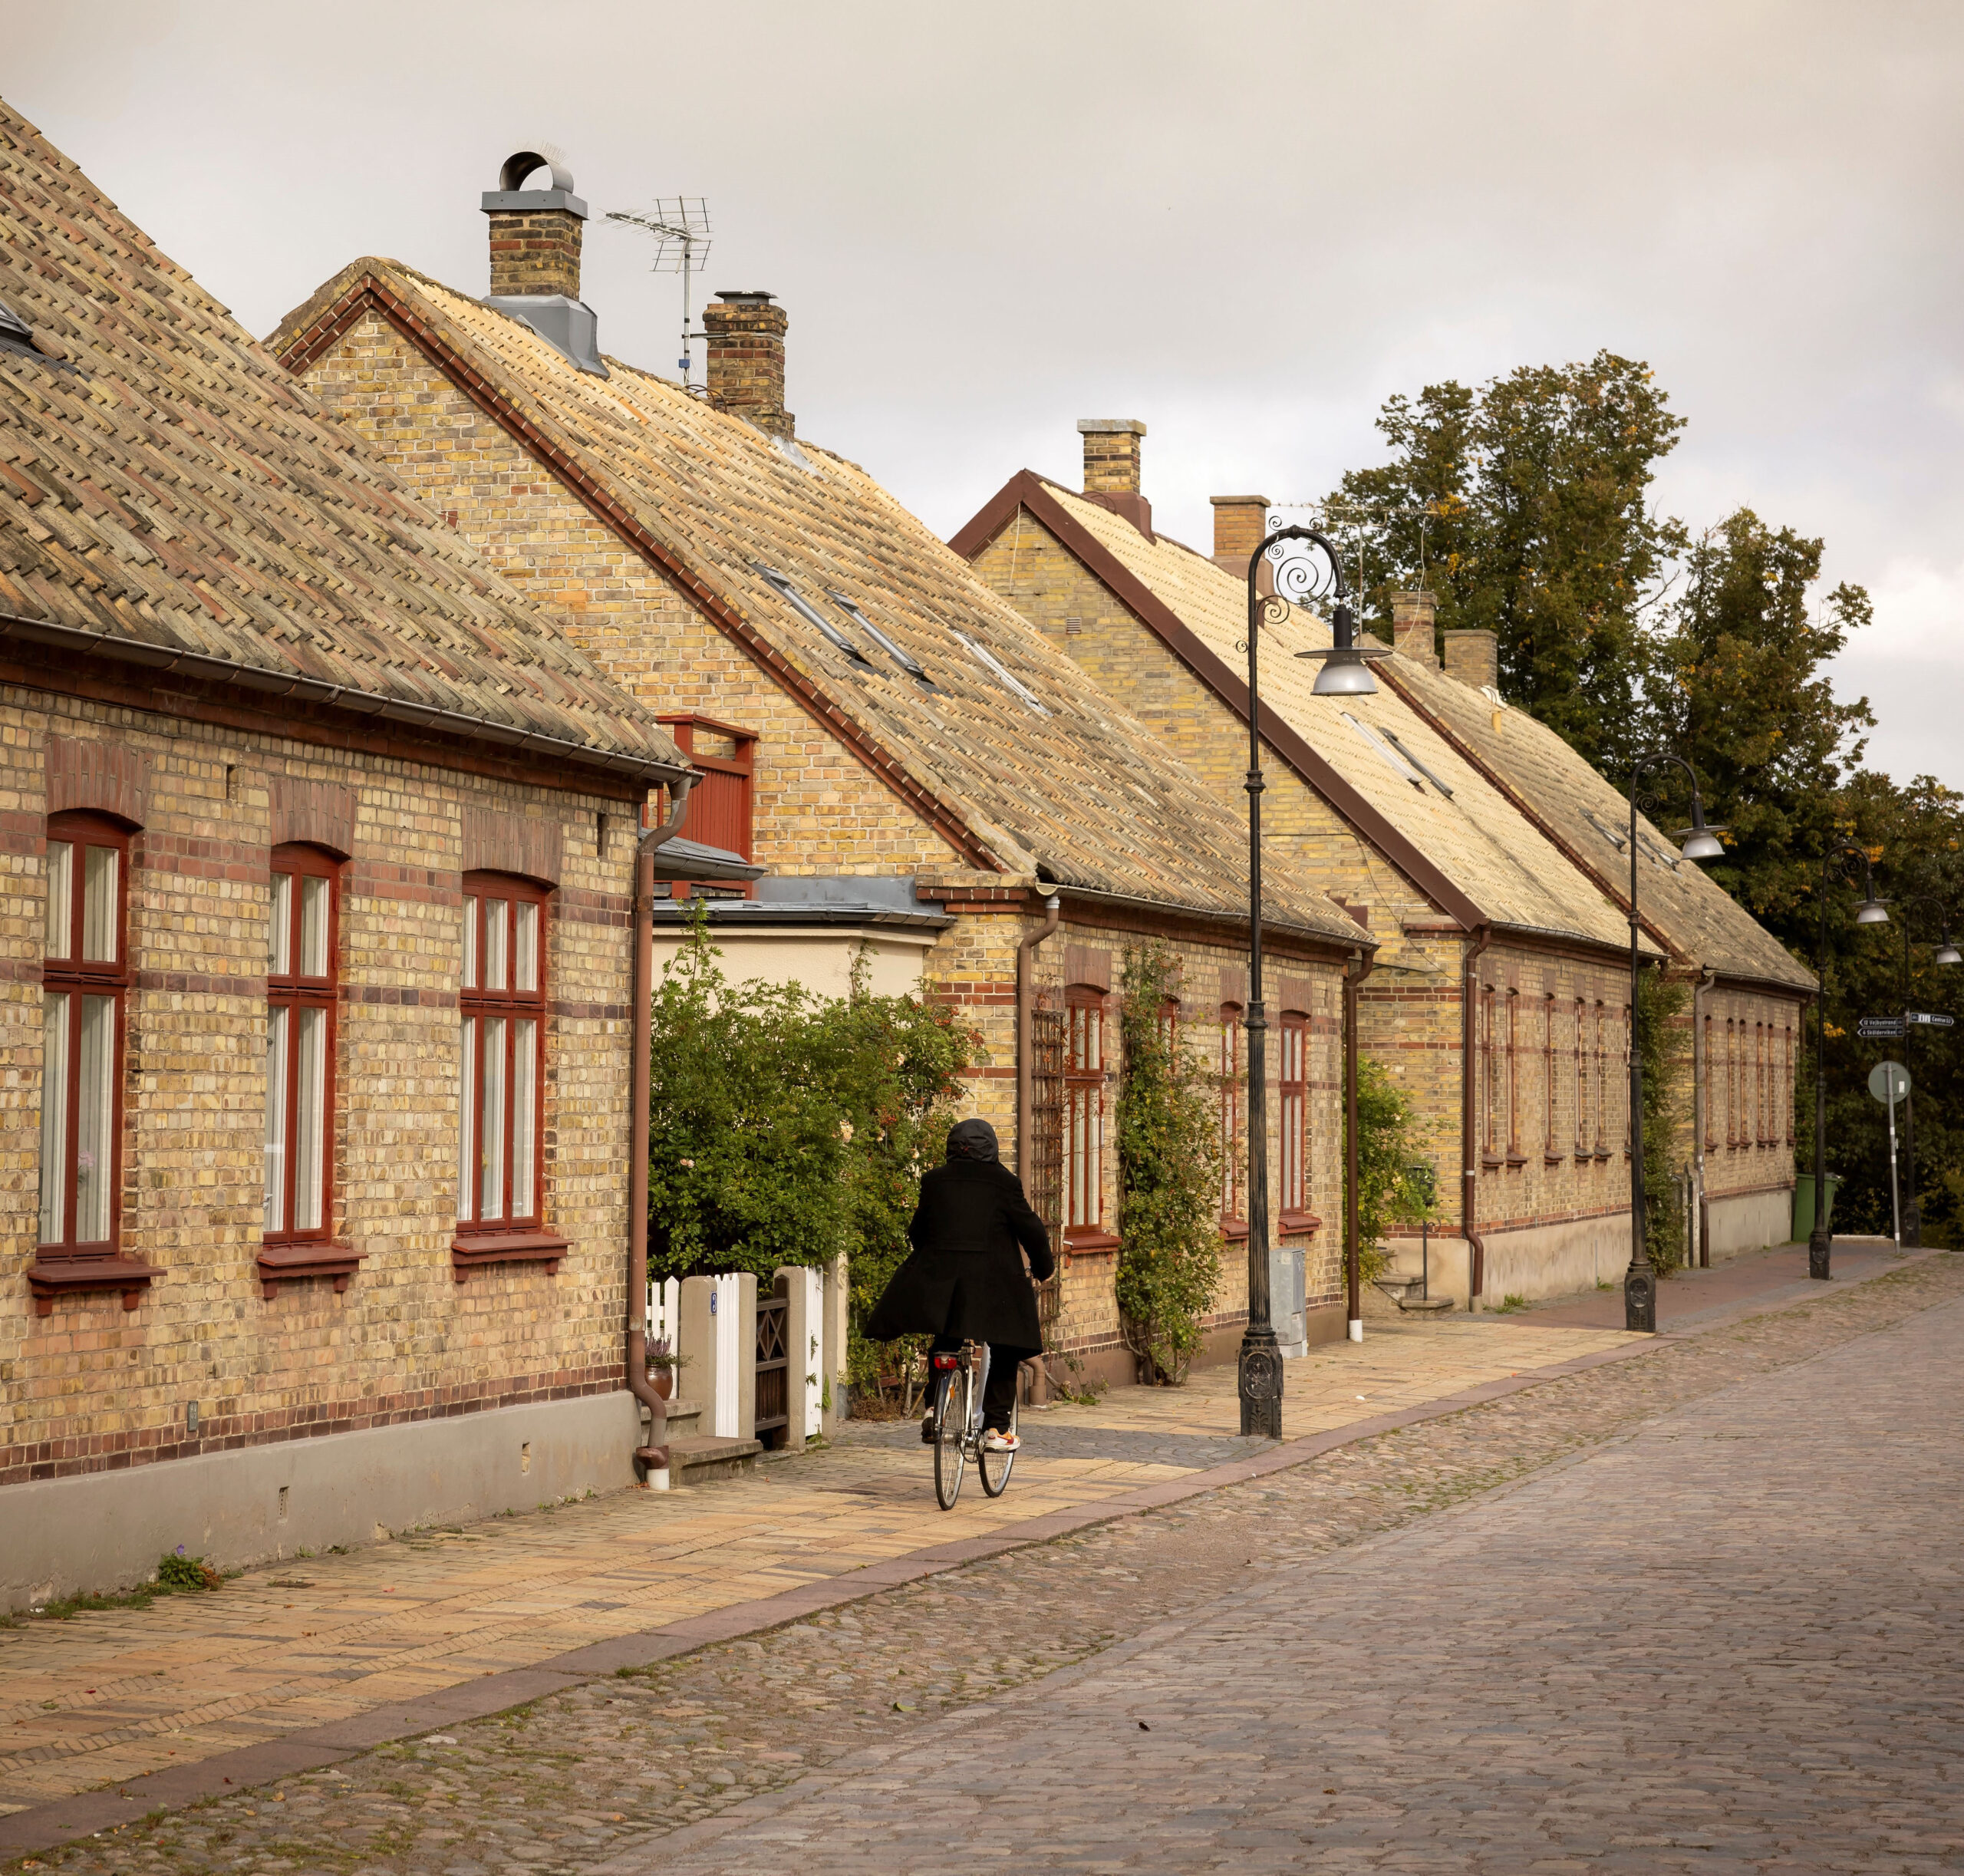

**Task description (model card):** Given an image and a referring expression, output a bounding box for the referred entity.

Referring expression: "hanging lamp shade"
[1297,603,1392,697]
[1855,897,1890,926]
[1677,796,1727,863]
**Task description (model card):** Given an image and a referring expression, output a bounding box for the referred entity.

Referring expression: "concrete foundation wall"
[1384,1215,1630,1308]
[3,1390,641,1611]
[1709,1186,1794,1261]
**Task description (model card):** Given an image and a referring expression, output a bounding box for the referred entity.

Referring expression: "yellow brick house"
[0,105,695,1604]
[275,154,1373,1386]
[954,437,1690,1308]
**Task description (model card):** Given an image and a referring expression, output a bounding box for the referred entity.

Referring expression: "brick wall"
[0,692,639,1488]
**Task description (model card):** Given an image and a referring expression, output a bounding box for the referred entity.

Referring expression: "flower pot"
[650,1370,674,1401]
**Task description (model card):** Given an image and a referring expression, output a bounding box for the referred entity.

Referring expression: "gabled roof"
[953,473,1648,960]
[0,102,685,787]
[272,260,1368,948]
[1379,652,1817,995]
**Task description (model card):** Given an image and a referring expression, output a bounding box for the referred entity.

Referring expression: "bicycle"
[927,1341,1019,1508]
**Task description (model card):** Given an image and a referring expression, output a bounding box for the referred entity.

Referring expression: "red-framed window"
[458,875,549,1234]
[1725,1018,1737,1149]
[1219,1002,1244,1226]
[1574,997,1589,1156]
[39,813,132,1257]
[1757,1021,1770,1145]
[1783,1025,1794,1146]
[1593,1002,1609,1155]
[1065,985,1106,1234]
[265,845,339,1244]
[1505,987,1522,1163]
[1704,1015,1717,1149]
[1543,993,1558,1156]
[1279,1011,1308,1216]
[1481,985,1501,1166]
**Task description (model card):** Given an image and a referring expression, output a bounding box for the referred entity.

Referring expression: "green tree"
[1635,970,1692,1271]
[646,916,974,1310]
[1642,509,1875,927]
[1330,351,1686,776]
[1353,1056,1439,1280]
[1114,945,1222,1385]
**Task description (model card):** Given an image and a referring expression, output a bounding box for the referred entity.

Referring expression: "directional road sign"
[1868,1060,1911,1105]
[1905,1011,1956,1028]
[1857,1016,1905,1040]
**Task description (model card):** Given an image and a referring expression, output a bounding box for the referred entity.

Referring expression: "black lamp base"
[1623,1260,1656,1334]
[1808,1228,1831,1281]
[1237,1328,1283,1439]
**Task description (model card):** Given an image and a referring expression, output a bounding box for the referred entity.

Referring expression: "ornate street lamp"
[1808,844,1887,1281]
[1235,527,1388,1437]
[1893,895,1959,1247]
[1623,755,1728,1333]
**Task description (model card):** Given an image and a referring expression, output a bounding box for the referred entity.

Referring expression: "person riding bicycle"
[865,1117,1053,1452]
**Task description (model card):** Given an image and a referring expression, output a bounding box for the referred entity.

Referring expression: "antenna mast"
[604,198,713,393]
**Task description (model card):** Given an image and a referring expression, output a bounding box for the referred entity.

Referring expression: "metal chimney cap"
[483,149,587,219]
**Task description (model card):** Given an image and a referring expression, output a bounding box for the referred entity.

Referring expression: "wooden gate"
[754,1292,789,1449]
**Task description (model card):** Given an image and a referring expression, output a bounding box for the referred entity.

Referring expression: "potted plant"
[645,1337,687,1401]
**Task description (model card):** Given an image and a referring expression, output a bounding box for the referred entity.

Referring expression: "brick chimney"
[1442,629,1499,691]
[704,292,793,440]
[1077,419,1151,536]
[1391,591,1439,668]
[481,150,606,377]
[1210,495,1270,578]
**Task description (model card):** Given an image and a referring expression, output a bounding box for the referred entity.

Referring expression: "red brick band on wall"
[46,732,149,826]
[1,1362,626,1488]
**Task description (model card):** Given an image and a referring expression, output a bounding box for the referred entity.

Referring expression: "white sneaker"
[982,1429,1020,1453]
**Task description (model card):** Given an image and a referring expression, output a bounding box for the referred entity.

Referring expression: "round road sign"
[1867,1060,1911,1105]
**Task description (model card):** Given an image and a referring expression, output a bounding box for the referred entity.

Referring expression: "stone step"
[666,1434,764,1482]
[1396,1293,1458,1314]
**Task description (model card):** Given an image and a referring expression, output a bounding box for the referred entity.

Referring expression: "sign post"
[1867,1060,1911,1250]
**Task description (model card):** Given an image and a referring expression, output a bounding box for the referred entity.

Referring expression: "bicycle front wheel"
[932,1371,967,1510]
[977,1396,1017,1498]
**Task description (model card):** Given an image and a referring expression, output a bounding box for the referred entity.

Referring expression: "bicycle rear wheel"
[932,1370,967,1510]
[977,1396,1018,1497]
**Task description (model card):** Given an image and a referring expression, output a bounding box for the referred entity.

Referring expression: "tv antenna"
[605,198,713,392]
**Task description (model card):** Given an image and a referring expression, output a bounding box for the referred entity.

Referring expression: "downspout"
[1461,925,1494,1309]
[1345,945,1376,1343]
[1016,892,1062,1397]
[628,775,697,1486]
[1693,965,1717,1267]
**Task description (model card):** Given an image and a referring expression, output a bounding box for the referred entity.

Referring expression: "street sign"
[1905,1011,1956,1028]
[1857,1016,1905,1040]
[1868,1060,1910,1105]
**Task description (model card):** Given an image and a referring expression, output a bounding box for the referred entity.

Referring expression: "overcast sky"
[12,1,1962,787]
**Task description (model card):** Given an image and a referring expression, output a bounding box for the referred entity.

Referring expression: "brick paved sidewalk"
[626,1271,1964,1874]
[0,1310,1635,1825]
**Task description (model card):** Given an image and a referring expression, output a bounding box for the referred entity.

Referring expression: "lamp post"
[1893,895,1959,1248]
[1807,844,1888,1281]
[1623,756,1727,1333]
[1237,526,1390,1437]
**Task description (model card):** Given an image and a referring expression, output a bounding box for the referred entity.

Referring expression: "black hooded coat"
[865,1156,1055,1350]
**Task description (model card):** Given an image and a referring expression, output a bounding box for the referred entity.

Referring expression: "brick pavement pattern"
[634,1278,1964,1874]
[12,1255,1961,1873]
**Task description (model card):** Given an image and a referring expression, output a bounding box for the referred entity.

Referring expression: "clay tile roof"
[1016,480,1649,961]
[1380,651,1817,994]
[272,259,1366,945]
[0,102,684,784]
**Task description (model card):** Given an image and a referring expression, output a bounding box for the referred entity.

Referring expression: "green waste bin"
[1792,1172,1840,1241]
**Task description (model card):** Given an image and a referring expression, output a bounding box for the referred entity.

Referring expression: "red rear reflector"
[931,1353,961,1371]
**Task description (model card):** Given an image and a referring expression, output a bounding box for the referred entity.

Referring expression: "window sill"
[1278,1210,1323,1236]
[28,1255,155,1317]
[1506,1153,1529,1169]
[1221,1219,1250,1243]
[1062,1230,1121,1258]
[1544,1152,1566,1166]
[451,1230,569,1281]
[258,1240,364,1300]
[1480,1156,1504,1170]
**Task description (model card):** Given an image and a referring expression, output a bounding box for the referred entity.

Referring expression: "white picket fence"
[644,1277,680,1352]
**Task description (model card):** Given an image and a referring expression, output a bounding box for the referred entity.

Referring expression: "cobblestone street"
[9,1251,1960,1874]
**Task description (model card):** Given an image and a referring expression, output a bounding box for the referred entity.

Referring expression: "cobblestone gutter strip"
[8,1251,1956,1874]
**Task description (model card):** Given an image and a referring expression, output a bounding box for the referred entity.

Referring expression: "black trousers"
[931,1337,1036,1431]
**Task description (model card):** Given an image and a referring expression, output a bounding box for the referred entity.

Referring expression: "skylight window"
[1582,808,1630,852]
[753,564,871,667]
[954,631,1050,717]
[827,592,936,688]
[1378,726,1455,799]
[1340,711,1428,792]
